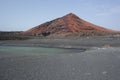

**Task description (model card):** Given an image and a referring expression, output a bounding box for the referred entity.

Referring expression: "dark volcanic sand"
[0,47,120,80]
[0,36,120,48]
[0,37,120,80]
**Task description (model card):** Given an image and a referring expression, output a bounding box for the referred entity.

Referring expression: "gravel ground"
[0,47,120,80]
[0,36,120,48]
[0,37,120,80]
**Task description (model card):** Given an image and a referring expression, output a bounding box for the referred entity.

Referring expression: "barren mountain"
[23,13,117,37]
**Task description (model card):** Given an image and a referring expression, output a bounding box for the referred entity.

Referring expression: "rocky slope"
[23,13,117,37]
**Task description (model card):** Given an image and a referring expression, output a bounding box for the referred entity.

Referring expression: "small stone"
[102,71,107,75]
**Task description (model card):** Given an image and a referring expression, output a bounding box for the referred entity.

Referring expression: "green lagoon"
[0,46,83,54]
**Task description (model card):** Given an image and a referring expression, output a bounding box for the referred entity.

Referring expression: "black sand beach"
[0,36,120,48]
[0,47,120,80]
[0,37,120,80]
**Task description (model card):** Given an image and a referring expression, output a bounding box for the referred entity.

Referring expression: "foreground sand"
[0,47,120,80]
[0,37,120,80]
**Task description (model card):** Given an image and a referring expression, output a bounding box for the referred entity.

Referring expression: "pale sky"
[0,0,120,31]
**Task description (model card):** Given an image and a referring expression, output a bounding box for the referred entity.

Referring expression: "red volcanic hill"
[23,13,117,37]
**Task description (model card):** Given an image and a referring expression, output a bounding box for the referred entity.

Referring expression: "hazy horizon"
[0,0,120,31]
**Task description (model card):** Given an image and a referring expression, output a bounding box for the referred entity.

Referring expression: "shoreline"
[0,38,120,80]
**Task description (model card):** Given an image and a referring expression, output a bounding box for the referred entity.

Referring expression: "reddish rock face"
[23,13,116,37]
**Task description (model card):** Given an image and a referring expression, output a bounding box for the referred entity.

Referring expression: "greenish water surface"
[0,46,82,54]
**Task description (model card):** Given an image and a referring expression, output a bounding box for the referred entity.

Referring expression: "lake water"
[0,46,84,54]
